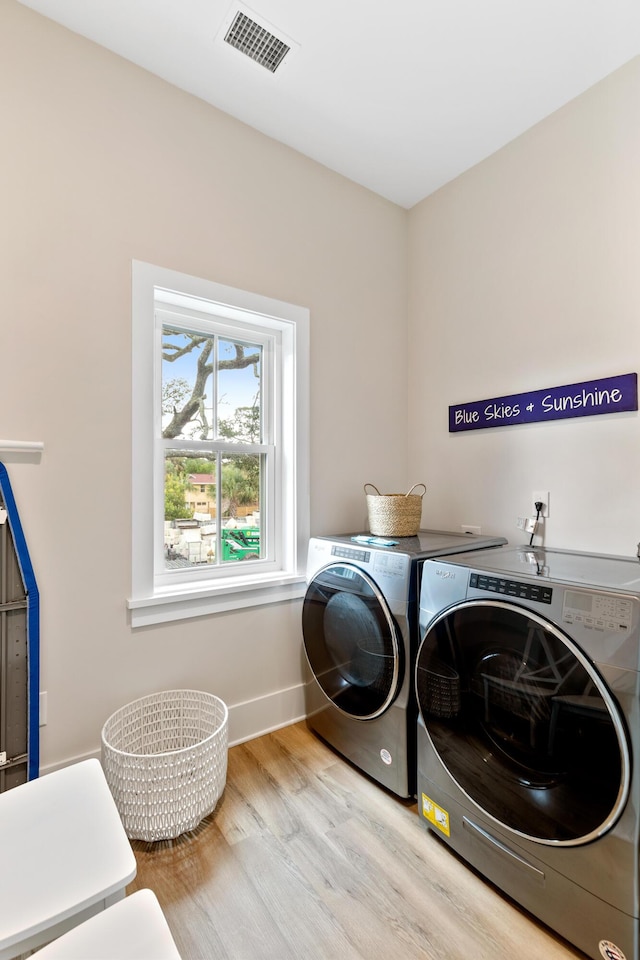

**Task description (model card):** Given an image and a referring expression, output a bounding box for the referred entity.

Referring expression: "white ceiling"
[17,0,640,208]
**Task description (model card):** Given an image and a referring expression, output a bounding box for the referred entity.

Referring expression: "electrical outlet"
[532,490,550,518]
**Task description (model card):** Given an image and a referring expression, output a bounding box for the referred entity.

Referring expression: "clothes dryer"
[302,530,506,798]
[415,545,640,960]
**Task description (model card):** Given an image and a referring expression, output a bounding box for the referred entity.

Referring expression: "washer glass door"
[303,563,402,719]
[416,599,629,845]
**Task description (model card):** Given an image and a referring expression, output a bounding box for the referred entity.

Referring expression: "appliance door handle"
[462,817,546,885]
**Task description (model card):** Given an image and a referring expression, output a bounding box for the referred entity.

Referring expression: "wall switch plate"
[532,490,550,518]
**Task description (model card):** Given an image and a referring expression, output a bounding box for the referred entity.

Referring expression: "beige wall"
[0,1,408,768]
[408,56,640,556]
[3,0,639,771]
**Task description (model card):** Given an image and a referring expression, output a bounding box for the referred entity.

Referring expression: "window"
[129,262,310,626]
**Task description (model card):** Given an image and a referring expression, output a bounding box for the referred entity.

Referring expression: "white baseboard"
[227,682,306,747]
[38,682,307,776]
[40,748,101,777]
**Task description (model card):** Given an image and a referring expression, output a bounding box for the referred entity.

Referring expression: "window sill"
[127,573,307,627]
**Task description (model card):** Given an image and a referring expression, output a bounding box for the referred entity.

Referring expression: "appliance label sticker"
[449,372,638,432]
[422,793,450,837]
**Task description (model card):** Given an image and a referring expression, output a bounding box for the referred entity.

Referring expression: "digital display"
[565,590,592,613]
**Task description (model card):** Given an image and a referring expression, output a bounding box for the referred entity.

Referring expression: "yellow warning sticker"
[422,793,450,837]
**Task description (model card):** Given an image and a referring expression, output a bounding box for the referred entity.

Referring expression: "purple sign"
[450,373,637,433]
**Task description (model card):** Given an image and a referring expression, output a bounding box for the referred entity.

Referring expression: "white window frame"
[128,261,310,627]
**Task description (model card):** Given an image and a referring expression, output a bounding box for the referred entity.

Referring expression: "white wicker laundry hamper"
[101,689,228,842]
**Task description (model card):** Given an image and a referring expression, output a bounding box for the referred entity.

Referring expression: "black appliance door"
[416,599,629,846]
[302,563,402,720]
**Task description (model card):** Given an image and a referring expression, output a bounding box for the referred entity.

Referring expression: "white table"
[0,759,137,960]
[32,890,181,959]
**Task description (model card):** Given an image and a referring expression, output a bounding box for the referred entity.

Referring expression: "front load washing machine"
[302,529,506,798]
[415,544,640,960]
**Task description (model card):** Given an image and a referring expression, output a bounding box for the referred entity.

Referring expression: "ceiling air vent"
[224,10,291,72]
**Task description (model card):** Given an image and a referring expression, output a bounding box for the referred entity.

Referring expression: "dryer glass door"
[416,599,629,845]
[303,563,402,720]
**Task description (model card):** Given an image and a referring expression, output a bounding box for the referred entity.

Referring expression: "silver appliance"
[415,544,640,960]
[302,530,506,798]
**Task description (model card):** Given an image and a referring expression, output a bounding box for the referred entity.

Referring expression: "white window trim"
[129,261,310,627]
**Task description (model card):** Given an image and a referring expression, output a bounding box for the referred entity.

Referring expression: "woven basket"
[365,483,426,537]
[101,689,228,842]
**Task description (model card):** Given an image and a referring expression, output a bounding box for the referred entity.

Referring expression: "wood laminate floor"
[129,722,585,959]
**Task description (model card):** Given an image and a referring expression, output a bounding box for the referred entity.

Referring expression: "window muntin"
[130,261,310,626]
